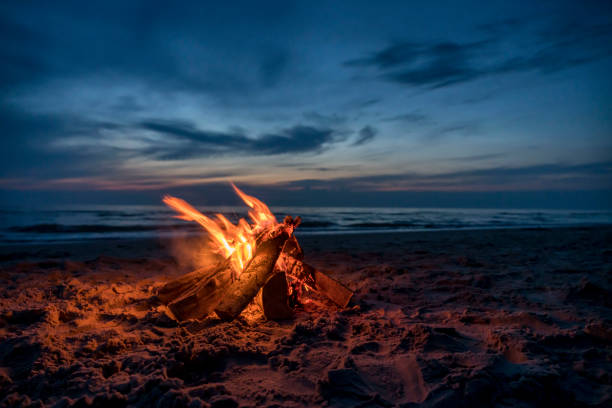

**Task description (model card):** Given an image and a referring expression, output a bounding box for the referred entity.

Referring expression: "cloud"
[345,19,612,89]
[278,161,612,192]
[140,120,338,159]
[258,49,290,88]
[0,104,128,179]
[0,2,293,99]
[0,14,53,92]
[476,18,523,35]
[359,98,381,107]
[353,126,377,146]
[0,102,342,183]
[446,153,507,162]
[426,121,482,140]
[382,112,429,123]
[303,112,347,126]
[345,40,487,88]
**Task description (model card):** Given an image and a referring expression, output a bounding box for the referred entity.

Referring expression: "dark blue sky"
[1,1,611,208]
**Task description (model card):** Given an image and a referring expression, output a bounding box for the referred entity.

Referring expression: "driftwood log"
[158,263,233,321]
[214,230,290,321]
[157,262,225,304]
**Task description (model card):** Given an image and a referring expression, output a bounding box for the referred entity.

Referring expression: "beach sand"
[1,227,611,407]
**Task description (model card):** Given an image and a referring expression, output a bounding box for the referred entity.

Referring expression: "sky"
[1,1,611,208]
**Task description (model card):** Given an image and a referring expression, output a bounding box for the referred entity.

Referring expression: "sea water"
[1,205,611,244]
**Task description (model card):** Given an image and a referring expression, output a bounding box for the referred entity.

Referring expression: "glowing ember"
[163,183,278,278]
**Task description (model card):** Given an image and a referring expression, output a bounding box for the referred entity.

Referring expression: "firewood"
[214,230,290,321]
[156,262,227,304]
[255,272,293,320]
[285,258,353,307]
[166,266,233,320]
[312,267,353,307]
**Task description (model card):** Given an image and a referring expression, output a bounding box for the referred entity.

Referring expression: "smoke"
[167,233,225,272]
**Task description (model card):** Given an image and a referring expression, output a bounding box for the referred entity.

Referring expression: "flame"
[163,183,278,277]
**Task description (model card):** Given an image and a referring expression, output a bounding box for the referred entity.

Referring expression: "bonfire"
[156,184,352,321]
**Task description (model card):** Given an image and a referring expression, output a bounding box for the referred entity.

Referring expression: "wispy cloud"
[426,121,483,140]
[346,40,487,88]
[445,153,507,162]
[140,120,340,159]
[277,161,612,192]
[352,125,377,146]
[302,111,347,126]
[344,19,612,89]
[382,112,429,124]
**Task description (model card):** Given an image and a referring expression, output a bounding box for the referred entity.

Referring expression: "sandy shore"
[1,227,611,407]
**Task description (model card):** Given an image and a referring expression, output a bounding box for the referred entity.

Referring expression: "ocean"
[1,205,611,244]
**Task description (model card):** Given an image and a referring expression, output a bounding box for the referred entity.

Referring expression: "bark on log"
[158,264,233,321]
[214,231,290,321]
[255,272,293,320]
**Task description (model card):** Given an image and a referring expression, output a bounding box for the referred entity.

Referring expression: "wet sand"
[1,227,611,407]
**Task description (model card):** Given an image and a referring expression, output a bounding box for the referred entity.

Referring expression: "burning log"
[283,256,353,308]
[214,227,291,321]
[276,235,352,307]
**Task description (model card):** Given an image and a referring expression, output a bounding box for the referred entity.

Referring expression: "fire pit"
[156,184,353,321]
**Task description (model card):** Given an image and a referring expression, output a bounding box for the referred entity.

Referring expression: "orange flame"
[163,183,278,277]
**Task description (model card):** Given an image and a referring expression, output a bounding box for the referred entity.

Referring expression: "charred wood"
[285,258,353,307]
[256,272,293,320]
